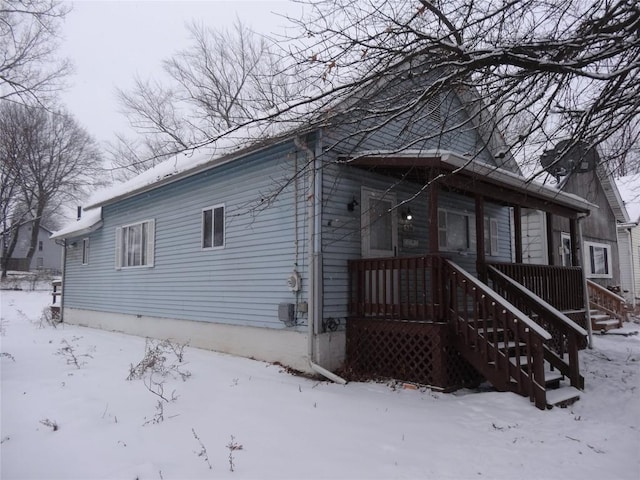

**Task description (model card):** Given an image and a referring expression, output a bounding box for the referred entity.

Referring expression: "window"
[202,205,225,249]
[36,257,43,269]
[438,209,471,251]
[484,217,499,256]
[584,241,612,278]
[38,240,43,251]
[115,219,155,269]
[82,238,89,265]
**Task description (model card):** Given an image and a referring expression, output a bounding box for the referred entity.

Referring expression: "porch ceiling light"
[403,208,413,221]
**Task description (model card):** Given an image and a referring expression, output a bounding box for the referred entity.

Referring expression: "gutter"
[297,133,347,385]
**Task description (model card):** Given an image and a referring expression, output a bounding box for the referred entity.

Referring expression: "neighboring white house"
[0,220,62,273]
[616,173,640,308]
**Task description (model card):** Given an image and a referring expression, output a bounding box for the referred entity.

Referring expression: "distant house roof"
[593,166,630,224]
[616,173,640,223]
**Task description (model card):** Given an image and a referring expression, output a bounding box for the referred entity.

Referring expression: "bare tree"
[0,101,103,277]
[0,0,72,105]
[113,1,638,181]
[275,0,640,176]
[112,18,304,179]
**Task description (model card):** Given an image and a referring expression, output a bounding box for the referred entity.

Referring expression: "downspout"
[625,226,636,308]
[59,239,67,323]
[296,133,347,385]
[576,214,593,348]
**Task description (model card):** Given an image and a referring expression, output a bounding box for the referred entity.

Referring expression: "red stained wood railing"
[443,259,551,409]
[487,266,586,391]
[587,280,626,326]
[348,255,442,321]
[487,262,584,312]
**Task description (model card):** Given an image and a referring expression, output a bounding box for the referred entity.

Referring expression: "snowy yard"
[1,286,639,479]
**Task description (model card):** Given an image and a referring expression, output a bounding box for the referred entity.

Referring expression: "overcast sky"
[59,0,298,145]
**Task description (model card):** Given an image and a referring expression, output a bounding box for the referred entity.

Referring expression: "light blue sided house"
[53,71,595,409]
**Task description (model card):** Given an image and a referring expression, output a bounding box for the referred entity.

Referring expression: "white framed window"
[82,238,89,265]
[438,209,472,252]
[484,217,499,256]
[202,204,225,249]
[115,219,155,269]
[584,241,612,278]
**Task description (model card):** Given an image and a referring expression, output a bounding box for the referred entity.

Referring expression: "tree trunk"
[1,223,21,279]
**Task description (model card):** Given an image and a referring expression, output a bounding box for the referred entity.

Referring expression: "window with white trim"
[438,209,472,252]
[82,238,89,265]
[202,205,225,249]
[115,219,155,269]
[584,241,612,278]
[484,217,499,256]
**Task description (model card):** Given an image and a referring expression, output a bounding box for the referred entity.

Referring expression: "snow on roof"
[50,208,103,239]
[616,173,640,223]
[84,116,315,210]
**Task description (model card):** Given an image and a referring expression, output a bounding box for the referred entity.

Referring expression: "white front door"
[361,188,398,258]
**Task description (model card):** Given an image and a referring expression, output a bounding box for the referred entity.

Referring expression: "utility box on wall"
[278,303,295,327]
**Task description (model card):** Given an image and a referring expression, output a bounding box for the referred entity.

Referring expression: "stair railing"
[487,266,587,390]
[587,279,627,325]
[442,259,551,409]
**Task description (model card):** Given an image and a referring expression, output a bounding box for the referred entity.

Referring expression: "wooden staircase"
[443,260,587,409]
[587,280,627,333]
[456,318,581,408]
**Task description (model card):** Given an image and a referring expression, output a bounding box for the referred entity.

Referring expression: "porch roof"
[346,150,597,218]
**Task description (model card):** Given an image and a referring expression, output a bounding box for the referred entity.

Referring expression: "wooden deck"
[346,255,588,409]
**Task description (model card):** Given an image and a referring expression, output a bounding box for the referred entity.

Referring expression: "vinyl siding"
[63,141,311,330]
[325,88,496,166]
[319,161,512,323]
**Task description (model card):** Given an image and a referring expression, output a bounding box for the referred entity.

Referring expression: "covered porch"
[343,152,593,408]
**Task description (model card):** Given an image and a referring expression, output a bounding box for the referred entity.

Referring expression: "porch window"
[438,209,471,252]
[484,217,499,256]
[584,241,611,278]
[202,204,225,249]
[82,238,89,265]
[115,219,155,269]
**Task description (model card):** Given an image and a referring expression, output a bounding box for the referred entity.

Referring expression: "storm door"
[361,188,399,310]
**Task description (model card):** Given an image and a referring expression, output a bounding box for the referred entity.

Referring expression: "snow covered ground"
[1,285,639,479]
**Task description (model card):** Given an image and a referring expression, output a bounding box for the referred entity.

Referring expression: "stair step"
[594,319,620,326]
[546,386,581,408]
[497,341,527,350]
[591,314,611,321]
[545,371,563,382]
[545,371,563,388]
[476,327,504,335]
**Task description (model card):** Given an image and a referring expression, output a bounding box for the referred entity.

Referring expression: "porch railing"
[487,266,586,390]
[487,262,584,312]
[348,255,442,321]
[443,260,551,408]
[587,279,626,325]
